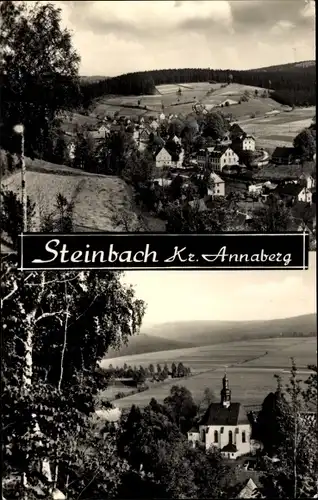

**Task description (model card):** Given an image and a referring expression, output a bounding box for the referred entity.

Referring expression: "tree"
[260,360,318,498]
[149,364,155,377]
[198,388,216,415]
[293,128,316,161]
[249,195,293,232]
[0,189,36,250]
[1,259,146,498]
[171,362,177,378]
[163,386,197,433]
[203,112,229,140]
[1,1,80,158]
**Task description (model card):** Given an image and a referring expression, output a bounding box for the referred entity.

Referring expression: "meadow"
[240,107,315,149]
[90,82,286,120]
[101,337,316,409]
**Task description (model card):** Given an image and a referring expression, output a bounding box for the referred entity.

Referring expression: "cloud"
[52,0,315,75]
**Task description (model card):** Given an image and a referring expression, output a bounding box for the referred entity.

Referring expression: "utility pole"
[13,124,27,232]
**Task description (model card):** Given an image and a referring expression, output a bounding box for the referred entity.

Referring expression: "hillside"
[252,61,316,72]
[105,334,194,359]
[102,314,316,359]
[80,63,316,109]
[145,314,316,346]
[1,157,165,233]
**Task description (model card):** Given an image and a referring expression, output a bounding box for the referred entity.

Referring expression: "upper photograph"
[1,0,316,251]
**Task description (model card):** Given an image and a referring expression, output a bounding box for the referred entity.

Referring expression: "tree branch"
[34,310,64,324]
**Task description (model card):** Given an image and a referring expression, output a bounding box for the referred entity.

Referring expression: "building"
[229,123,245,141]
[208,172,225,197]
[271,147,295,165]
[209,147,239,172]
[237,478,262,499]
[150,120,159,131]
[172,135,182,146]
[241,135,256,151]
[98,125,109,136]
[276,183,313,205]
[187,374,252,459]
[155,147,172,168]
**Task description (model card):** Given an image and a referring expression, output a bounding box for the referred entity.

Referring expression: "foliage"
[249,195,293,232]
[293,128,316,161]
[1,258,146,498]
[1,1,80,158]
[259,361,318,498]
[0,189,36,249]
[163,385,198,433]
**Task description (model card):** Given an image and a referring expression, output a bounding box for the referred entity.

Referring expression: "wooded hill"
[80,62,316,109]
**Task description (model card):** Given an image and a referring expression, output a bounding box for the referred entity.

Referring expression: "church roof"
[200,402,249,426]
[237,478,261,499]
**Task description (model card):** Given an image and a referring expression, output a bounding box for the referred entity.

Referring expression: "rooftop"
[200,402,250,426]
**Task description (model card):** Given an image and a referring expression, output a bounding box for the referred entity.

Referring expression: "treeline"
[80,66,316,108]
[105,362,191,384]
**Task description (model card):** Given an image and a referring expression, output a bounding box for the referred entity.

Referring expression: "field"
[238,107,315,150]
[1,159,164,232]
[90,82,287,120]
[100,337,316,409]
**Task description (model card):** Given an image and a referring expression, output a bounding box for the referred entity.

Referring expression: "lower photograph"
[1,254,317,500]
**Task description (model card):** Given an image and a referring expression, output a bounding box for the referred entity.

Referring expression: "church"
[188,373,253,459]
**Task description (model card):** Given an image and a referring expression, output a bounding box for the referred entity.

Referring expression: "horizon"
[122,253,316,330]
[79,59,316,79]
[53,0,315,77]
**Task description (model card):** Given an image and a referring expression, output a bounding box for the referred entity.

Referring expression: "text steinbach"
[31,239,293,267]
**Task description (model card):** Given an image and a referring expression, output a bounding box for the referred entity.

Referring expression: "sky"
[52,0,316,76]
[123,253,316,328]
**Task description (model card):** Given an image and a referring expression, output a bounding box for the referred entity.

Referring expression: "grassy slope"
[105,334,195,359]
[1,158,165,232]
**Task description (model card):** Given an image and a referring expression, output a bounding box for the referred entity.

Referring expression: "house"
[197,147,217,169]
[241,135,255,151]
[150,120,159,131]
[139,128,150,142]
[188,374,252,459]
[155,147,172,168]
[88,130,107,142]
[218,99,239,107]
[230,123,245,141]
[248,183,263,196]
[98,125,109,136]
[159,112,166,121]
[300,173,316,190]
[271,147,295,165]
[172,135,182,146]
[209,147,239,172]
[208,172,225,197]
[237,478,262,499]
[276,184,313,205]
[66,141,76,160]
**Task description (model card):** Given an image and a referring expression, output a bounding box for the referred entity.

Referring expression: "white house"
[159,112,166,121]
[241,135,256,151]
[248,183,263,195]
[208,172,225,197]
[155,147,172,168]
[188,374,252,459]
[98,125,109,137]
[150,120,159,131]
[300,174,316,190]
[66,141,76,160]
[172,135,182,146]
[209,147,239,172]
[298,187,313,204]
[175,148,185,168]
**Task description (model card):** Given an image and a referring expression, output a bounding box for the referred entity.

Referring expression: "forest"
[80,66,316,108]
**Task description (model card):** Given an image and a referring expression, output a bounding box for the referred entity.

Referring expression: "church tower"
[220,371,231,408]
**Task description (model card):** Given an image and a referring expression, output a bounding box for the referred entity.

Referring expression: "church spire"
[220,369,231,408]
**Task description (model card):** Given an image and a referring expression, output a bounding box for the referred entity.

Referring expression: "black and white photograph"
[0,0,316,250]
[1,251,317,499]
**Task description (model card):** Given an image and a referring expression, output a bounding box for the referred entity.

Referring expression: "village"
[60,104,316,235]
